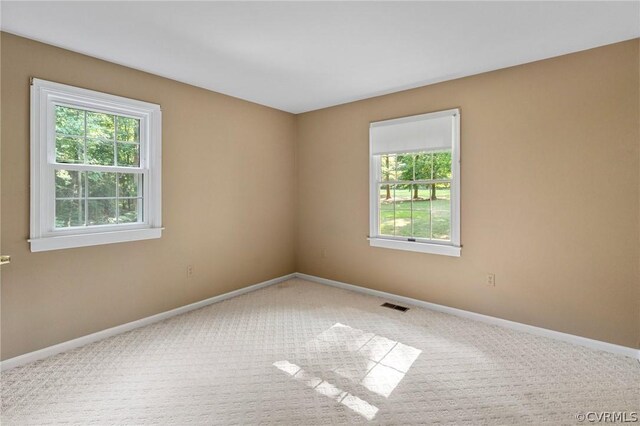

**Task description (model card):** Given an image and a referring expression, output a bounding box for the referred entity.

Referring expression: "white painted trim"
[30,78,162,252]
[4,271,637,371]
[370,108,460,128]
[295,273,640,360]
[29,227,163,252]
[0,273,296,371]
[369,237,461,257]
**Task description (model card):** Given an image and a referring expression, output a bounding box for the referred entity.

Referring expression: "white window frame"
[29,78,162,252]
[369,108,461,257]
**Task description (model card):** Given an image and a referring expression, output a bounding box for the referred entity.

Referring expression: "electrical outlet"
[486,273,495,287]
[187,264,194,279]
[321,248,327,259]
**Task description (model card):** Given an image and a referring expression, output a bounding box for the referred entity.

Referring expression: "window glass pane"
[55,136,84,164]
[86,111,115,140]
[117,142,140,167]
[431,211,451,241]
[116,116,140,142]
[55,170,83,198]
[394,185,412,237]
[432,182,451,203]
[119,198,141,223]
[394,216,412,237]
[433,150,452,180]
[414,153,432,180]
[86,139,115,165]
[87,172,116,198]
[412,184,431,238]
[394,185,412,208]
[377,150,454,241]
[380,154,397,182]
[379,184,395,236]
[88,199,117,225]
[56,199,85,228]
[118,173,142,198]
[55,106,84,136]
[431,183,451,240]
[396,154,414,181]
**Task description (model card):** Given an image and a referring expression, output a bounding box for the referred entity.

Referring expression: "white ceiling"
[2,1,639,113]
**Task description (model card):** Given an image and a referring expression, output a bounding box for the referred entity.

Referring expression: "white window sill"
[369,237,461,257]
[29,227,163,252]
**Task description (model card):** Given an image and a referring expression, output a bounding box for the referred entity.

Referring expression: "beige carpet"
[1,278,638,424]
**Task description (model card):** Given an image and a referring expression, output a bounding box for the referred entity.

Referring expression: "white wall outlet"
[486,273,495,287]
[187,264,194,278]
[321,248,327,259]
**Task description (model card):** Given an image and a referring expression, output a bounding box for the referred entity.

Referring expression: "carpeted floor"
[1,278,638,424]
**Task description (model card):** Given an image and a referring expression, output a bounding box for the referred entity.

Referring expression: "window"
[30,79,162,252]
[369,109,460,256]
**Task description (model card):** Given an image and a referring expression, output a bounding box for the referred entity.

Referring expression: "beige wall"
[296,39,640,349]
[2,33,639,360]
[0,33,297,360]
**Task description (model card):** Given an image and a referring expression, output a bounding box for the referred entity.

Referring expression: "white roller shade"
[370,109,457,155]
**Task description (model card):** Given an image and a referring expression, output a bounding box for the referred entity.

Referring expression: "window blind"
[370,109,457,155]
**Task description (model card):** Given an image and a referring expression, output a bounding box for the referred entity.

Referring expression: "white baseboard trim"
[295,272,640,361]
[3,271,637,371]
[0,273,296,371]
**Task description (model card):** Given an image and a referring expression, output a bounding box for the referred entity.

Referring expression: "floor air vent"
[381,302,410,312]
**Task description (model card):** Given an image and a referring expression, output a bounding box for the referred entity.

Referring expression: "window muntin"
[30,78,162,252]
[369,109,460,256]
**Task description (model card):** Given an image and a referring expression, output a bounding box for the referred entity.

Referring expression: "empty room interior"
[1,1,639,424]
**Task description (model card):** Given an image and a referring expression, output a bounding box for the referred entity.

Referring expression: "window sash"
[376,179,453,242]
[52,168,145,230]
[51,101,147,167]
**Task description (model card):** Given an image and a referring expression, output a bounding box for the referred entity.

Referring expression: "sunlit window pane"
[379,184,394,236]
[394,186,412,237]
[395,154,414,181]
[414,153,432,180]
[55,136,84,164]
[86,111,115,140]
[431,183,451,240]
[55,199,84,228]
[116,116,140,142]
[55,106,84,136]
[380,154,397,182]
[86,139,115,166]
[118,173,142,198]
[433,150,452,179]
[55,170,83,198]
[88,199,117,225]
[118,198,141,223]
[412,184,431,238]
[117,142,140,167]
[87,172,117,198]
